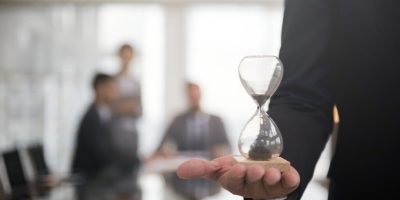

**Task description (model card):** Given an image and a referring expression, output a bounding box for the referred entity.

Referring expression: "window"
[97,4,165,156]
[186,4,284,150]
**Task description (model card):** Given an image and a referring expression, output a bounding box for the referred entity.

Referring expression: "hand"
[177,156,300,199]
[117,100,137,114]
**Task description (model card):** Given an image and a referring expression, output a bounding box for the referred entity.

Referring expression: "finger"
[280,166,300,190]
[263,167,281,186]
[244,165,268,198]
[219,164,246,195]
[177,158,220,180]
[261,166,300,198]
[213,156,236,168]
[261,168,284,198]
[246,165,265,183]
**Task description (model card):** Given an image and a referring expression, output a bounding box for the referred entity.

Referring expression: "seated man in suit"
[151,82,231,200]
[72,73,141,200]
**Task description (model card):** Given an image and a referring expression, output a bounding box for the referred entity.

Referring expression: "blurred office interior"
[0,0,335,199]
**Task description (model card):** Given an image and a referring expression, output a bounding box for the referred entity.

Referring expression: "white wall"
[0,2,331,199]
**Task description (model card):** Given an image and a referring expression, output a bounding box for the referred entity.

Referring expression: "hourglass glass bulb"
[238,55,284,161]
[239,108,283,160]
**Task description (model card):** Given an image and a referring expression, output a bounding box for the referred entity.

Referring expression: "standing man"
[177,0,400,199]
[153,82,231,200]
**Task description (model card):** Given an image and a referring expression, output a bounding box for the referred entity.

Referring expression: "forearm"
[269,103,332,197]
[114,98,142,117]
[264,0,337,196]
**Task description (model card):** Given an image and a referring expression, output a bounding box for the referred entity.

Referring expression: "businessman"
[177,0,400,199]
[152,82,231,200]
[72,73,141,200]
[72,74,117,179]
[72,73,118,199]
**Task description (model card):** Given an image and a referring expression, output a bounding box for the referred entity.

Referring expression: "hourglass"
[234,55,290,171]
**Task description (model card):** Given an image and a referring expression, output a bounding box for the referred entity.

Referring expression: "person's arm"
[150,117,180,159]
[114,82,142,118]
[210,116,232,158]
[132,83,143,118]
[116,96,142,118]
[270,0,337,197]
[177,0,336,199]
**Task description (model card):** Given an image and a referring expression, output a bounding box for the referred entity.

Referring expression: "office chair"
[27,144,54,196]
[27,144,50,180]
[0,177,6,200]
[2,149,32,200]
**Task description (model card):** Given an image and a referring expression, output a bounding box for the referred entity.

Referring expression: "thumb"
[177,158,220,180]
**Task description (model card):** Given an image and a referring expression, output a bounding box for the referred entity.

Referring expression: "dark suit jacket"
[72,104,115,178]
[254,0,400,199]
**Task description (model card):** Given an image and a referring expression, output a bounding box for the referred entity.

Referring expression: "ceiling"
[0,0,281,4]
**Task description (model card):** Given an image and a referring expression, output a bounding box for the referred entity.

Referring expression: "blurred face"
[187,85,201,110]
[120,47,134,66]
[98,80,118,104]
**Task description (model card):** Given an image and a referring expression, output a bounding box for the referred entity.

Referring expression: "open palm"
[177,156,300,199]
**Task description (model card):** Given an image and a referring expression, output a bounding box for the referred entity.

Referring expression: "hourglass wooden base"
[233,156,290,172]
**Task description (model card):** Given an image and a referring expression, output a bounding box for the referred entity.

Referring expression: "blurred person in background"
[151,82,231,200]
[112,43,142,175]
[114,43,142,119]
[110,43,143,199]
[72,73,141,200]
[72,73,117,199]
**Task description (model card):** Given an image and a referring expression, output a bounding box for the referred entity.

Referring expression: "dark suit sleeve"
[266,0,337,199]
